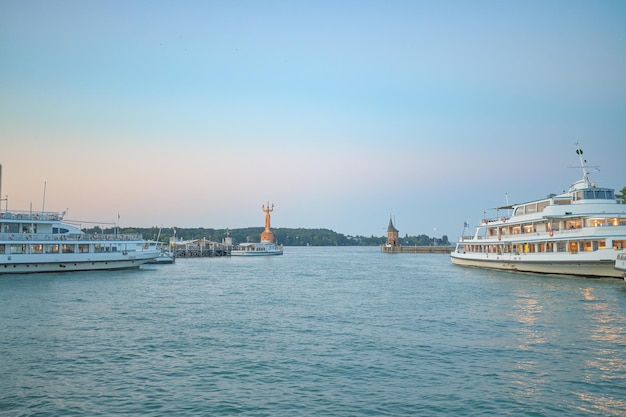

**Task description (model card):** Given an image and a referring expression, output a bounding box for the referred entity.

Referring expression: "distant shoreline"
[82,226,451,247]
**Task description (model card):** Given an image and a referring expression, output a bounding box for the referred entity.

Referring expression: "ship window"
[0,244,4,254]
[45,244,59,254]
[611,218,626,226]
[62,244,75,253]
[30,244,43,254]
[582,189,614,200]
[613,240,626,250]
[10,245,25,254]
[5,224,19,233]
[587,218,606,227]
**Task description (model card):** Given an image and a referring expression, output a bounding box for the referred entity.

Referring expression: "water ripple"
[1,248,625,416]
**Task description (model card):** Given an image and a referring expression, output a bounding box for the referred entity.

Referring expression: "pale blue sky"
[1,1,625,239]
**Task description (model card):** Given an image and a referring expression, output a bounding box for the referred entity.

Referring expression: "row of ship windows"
[0,244,122,254]
[511,190,617,216]
[461,239,626,254]
[487,218,626,237]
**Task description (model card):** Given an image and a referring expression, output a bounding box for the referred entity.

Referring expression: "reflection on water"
[510,292,546,349]
[1,250,625,417]
[575,287,626,415]
[507,291,548,402]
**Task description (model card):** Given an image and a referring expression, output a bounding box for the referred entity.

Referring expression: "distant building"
[387,216,399,247]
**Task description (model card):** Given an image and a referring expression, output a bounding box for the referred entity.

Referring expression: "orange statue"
[260,202,275,242]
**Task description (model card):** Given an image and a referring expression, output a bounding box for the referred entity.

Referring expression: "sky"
[1,1,625,240]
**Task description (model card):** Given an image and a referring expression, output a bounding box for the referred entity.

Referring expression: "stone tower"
[387,216,399,246]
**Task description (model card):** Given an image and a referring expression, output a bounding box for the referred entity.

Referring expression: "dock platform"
[381,245,453,254]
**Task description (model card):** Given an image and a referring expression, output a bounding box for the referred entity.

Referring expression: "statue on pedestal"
[260,202,275,242]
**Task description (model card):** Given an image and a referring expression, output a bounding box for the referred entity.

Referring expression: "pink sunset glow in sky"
[2,1,625,240]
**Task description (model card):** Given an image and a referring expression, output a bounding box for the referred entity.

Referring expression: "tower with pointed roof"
[387,216,399,247]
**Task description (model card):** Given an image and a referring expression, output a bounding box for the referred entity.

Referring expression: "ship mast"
[575,144,590,187]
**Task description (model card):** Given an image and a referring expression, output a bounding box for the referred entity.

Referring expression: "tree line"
[83,225,451,247]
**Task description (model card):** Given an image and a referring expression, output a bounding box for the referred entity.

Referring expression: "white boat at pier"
[0,167,160,273]
[231,201,283,257]
[231,241,283,256]
[450,146,626,278]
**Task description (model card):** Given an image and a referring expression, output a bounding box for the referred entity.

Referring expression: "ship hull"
[0,251,159,274]
[451,252,621,278]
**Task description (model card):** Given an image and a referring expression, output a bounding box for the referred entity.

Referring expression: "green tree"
[616,187,626,203]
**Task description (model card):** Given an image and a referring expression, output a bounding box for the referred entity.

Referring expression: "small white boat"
[145,246,175,264]
[145,228,175,264]
[450,145,626,278]
[231,201,284,256]
[231,241,283,256]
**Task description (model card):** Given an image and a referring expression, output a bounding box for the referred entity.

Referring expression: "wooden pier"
[381,245,453,254]
[172,237,231,257]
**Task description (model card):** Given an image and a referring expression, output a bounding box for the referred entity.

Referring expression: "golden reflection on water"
[507,287,625,415]
[510,294,546,349]
[575,287,626,415]
[574,392,626,416]
[507,292,548,401]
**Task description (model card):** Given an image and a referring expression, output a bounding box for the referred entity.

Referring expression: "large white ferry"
[0,209,160,274]
[450,146,626,278]
[0,169,160,273]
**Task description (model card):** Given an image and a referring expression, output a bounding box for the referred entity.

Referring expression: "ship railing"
[0,232,143,242]
[0,210,63,221]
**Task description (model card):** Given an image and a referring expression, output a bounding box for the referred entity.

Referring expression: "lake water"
[1,246,625,416]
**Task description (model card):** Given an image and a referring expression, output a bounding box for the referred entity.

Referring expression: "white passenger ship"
[231,241,283,256]
[450,146,626,278]
[0,179,160,274]
[230,201,284,256]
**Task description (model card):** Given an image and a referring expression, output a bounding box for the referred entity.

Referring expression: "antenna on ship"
[42,181,47,214]
[0,164,3,213]
[505,193,510,217]
[575,143,590,186]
